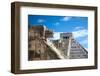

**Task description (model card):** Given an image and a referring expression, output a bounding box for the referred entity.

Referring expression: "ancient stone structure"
[54,33,88,59]
[28,25,63,61]
[28,25,88,61]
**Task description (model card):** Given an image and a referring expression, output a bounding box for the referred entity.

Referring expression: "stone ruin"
[28,25,88,61]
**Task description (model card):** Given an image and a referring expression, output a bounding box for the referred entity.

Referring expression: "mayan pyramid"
[70,37,88,59]
[53,33,88,59]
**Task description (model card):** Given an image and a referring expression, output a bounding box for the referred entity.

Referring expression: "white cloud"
[38,19,45,23]
[72,29,88,38]
[61,16,71,21]
[53,32,61,40]
[74,26,84,30]
[80,39,88,45]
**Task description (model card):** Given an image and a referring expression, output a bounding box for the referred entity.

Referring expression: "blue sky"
[28,15,88,49]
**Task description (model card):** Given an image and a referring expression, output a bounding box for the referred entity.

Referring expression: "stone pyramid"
[56,33,88,59]
[70,38,88,59]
